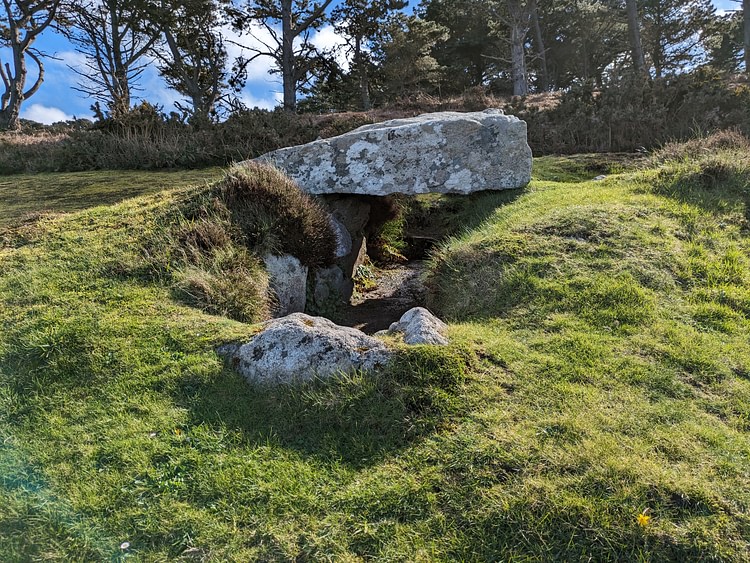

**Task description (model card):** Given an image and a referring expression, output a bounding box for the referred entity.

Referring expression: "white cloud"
[238,92,280,110]
[21,104,73,124]
[221,23,277,79]
[310,25,351,70]
[55,50,89,70]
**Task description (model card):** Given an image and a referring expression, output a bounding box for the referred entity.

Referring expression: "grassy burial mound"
[1,136,749,560]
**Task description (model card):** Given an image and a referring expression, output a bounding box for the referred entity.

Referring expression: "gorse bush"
[513,72,750,154]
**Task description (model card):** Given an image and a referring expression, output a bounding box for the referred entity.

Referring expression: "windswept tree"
[502,0,532,96]
[527,0,548,91]
[59,0,160,118]
[640,0,715,77]
[420,0,500,94]
[331,0,406,110]
[517,1,631,89]
[0,0,61,130]
[703,5,744,73]
[230,0,334,112]
[374,13,448,99]
[154,0,230,121]
[477,0,532,97]
[625,0,647,76]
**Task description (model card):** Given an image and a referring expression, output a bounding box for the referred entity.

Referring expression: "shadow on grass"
[403,188,528,242]
[178,346,471,469]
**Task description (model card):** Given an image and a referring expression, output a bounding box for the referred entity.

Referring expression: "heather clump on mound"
[218,163,337,268]
[132,163,338,321]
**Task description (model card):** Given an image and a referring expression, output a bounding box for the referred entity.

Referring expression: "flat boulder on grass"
[231,313,391,385]
[251,109,532,195]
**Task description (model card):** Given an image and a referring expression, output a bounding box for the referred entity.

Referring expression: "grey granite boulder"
[311,265,353,306]
[264,254,308,317]
[384,307,449,345]
[251,109,532,195]
[232,313,391,384]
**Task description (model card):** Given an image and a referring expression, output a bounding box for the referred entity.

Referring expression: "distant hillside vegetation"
[2,74,749,174]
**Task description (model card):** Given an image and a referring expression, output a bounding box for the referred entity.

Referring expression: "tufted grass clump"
[651,129,750,165]
[215,162,336,268]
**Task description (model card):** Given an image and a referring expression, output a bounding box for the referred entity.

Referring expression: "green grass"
[1,143,750,560]
[0,169,223,228]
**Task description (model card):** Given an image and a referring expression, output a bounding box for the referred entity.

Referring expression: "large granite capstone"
[250,109,532,195]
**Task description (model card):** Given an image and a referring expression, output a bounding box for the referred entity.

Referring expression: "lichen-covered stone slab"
[250,109,532,195]
[263,254,308,317]
[233,313,391,384]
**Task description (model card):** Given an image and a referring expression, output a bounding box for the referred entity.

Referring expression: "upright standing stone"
[263,254,308,317]
[249,109,532,196]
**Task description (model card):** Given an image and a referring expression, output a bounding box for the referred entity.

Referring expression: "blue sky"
[1,0,741,124]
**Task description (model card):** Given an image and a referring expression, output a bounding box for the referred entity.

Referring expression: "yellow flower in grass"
[637,510,652,527]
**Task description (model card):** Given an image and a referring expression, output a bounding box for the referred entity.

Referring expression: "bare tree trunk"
[626,0,646,76]
[109,2,130,115]
[744,0,750,73]
[510,27,527,96]
[0,45,25,130]
[163,29,217,119]
[529,0,548,91]
[281,0,296,112]
[354,35,371,111]
[1,0,56,130]
[507,0,529,96]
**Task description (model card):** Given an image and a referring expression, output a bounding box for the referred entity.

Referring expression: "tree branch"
[22,47,43,99]
[0,61,10,89]
[26,0,59,40]
[296,0,334,37]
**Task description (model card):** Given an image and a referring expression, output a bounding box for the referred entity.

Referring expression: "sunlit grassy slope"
[1,139,749,561]
[0,168,222,228]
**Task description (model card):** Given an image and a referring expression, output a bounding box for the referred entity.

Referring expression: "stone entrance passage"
[343,260,427,334]
[243,109,532,324]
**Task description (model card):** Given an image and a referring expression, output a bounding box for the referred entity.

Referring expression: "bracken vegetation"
[1,134,749,560]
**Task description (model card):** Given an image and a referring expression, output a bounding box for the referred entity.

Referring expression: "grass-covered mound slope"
[424,132,750,559]
[0,163,465,561]
[0,168,224,229]
[0,138,748,560]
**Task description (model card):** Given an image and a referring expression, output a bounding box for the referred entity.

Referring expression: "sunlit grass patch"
[1,139,750,559]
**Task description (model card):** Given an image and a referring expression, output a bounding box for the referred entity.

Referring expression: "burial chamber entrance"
[309,194,437,335]
[249,109,533,330]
